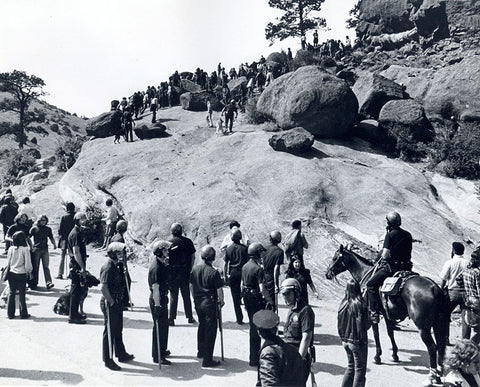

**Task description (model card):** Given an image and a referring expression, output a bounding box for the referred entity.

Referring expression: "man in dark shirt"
[367,211,413,322]
[100,242,134,371]
[168,223,196,325]
[221,99,238,133]
[0,196,18,254]
[67,212,88,324]
[224,229,248,325]
[190,245,224,368]
[242,242,266,367]
[56,202,75,279]
[148,240,173,365]
[29,215,56,289]
[262,231,284,311]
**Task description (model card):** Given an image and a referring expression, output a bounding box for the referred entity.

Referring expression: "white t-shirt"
[440,255,469,290]
[219,227,250,251]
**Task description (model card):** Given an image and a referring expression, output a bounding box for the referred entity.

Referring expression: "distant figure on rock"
[313,30,318,48]
[111,100,119,111]
[56,202,75,279]
[206,98,214,128]
[287,48,293,61]
[102,199,121,250]
[112,109,123,144]
[119,97,128,112]
[122,107,135,142]
[150,97,158,123]
[221,99,238,134]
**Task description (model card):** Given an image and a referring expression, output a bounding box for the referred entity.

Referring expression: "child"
[337,279,370,387]
[29,215,57,289]
[216,117,225,136]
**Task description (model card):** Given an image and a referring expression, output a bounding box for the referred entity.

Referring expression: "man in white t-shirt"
[102,199,120,249]
[440,241,470,343]
[219,220,250,252]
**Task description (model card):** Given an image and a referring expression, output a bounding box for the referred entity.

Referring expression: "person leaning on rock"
[100,242,134,371]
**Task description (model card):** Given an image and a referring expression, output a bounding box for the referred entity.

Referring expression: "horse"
[325,244,448,384]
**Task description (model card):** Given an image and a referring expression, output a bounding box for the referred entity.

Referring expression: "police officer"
[148,240,173,365]
[190,245,224,368]
[100,242,134,371]
[253,309,309,387]
[262,231,284,311]
[111,220,128,243]
[367,211,413,322]
[111,220,131,309]
[242,242,267,367]
[168,223,196,326]
[224,229,248,324]
[281,278,315,371]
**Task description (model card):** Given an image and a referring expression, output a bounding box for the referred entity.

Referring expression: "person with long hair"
[337,279,371,387]
[285,257,318,305]
[444,339,480,386]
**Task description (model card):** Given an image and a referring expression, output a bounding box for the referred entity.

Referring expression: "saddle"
[380,271,419,321]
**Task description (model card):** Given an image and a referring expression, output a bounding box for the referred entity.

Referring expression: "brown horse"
[325,244,448,384]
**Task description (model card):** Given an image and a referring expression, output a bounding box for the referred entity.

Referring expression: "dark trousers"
[169,268,193,320]
[3,223,11,252]
[447,288,471,340]
[264,273,276,309]
[243,290,265,365]
[341,341,367,387]
[149,295,169,361]
[194,296,218,361]
[100,298,127,362]
[125,125,133,142]
[7,272,28,318]
[225,114,234,132]
[366,267,391,312]
[229,268,243,323]
[69,269,83,319]
[151,109,157,123]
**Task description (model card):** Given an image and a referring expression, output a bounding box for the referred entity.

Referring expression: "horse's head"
[325,244,348,280]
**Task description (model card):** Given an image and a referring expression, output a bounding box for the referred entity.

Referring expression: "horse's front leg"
[371,322,382,364]
[385,319,400,362]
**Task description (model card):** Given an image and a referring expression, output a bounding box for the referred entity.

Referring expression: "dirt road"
[0,244,459,386]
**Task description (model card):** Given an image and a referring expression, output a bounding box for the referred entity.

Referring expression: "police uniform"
[148,256,170,362]
[100,257,128,363]
[190,261,223,364]
[225,241,248,324]
[242,258,266,366]
[168,235,195,323]
[262,244,284,309]
[111,233,131,308]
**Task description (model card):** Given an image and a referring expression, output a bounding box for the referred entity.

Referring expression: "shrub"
[385,126,429,162]
[50,123,59,133]
[83,203,104,245]
[0,150,39,186]
[245,96,270,124]
[54,136,85,171]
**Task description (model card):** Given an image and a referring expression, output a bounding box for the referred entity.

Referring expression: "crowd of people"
[3,188,480,385]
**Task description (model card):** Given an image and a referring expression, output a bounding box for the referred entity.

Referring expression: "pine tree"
[265,0,327,46]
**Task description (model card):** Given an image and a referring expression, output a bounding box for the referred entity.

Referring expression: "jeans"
[341,341,367,387]
[225,114,234,132]
[366,266,391,312]
[57,247,68,277]
[194,296,218,361]
[31,248,52,287]
[228,268,243,323]
[447,288,471,340]
[7,272,28,318]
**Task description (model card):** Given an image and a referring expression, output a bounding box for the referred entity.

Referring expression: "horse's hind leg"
[433,317,448,372]
[419,327,442,386]
[385,320,399,362]
[371,323,382,364]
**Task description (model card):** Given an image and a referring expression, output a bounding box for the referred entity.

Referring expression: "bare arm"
[101,283,115,306]
[73,246,86,271]
[299,331,313,359]
[217,287,224,307]
[152,283,161,306]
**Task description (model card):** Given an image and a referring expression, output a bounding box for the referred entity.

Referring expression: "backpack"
[283,230,300,256]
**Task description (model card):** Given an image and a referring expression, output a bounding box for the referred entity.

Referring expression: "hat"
[452,242,465,255]
[253,310,280,329]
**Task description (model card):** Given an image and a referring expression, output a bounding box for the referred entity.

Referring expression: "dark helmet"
[200,245,216,261]
[231,229,242,242]
[170,223,183,236]
[248,242,265,257]
[269,230,282,244]
[386,211,401,227]
[116,220,128,233]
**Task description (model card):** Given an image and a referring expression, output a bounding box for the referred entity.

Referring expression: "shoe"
[202,359,221,368]
[161,350,171,358]
[237,320,244,325]
[197,352,204,359]
[8,315,14,319]
[79,313,87,320]
[68,318,86,325]
[160,358,172,365]
[118,353,134,362]
[168,319,175,326]
[55,275,63,280]
[46,282,54,289]
[105,360,121,371]
[20,314,31,319]
[370,311,380,324]
[188,317,196,324]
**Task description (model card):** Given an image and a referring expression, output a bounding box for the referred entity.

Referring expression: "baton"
[155,319,162,370]
[217,301,224,361]
[124,267,134,310]
[106,302,113,360]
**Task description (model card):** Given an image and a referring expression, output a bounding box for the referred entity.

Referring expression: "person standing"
[221,99,238,134]
[56,202,76,279]
[168,223,196,325]
[224,229,248,325]
[6,231,33,319]
[253,309,309,386]
[262,231,284,311]
[440,242,470,344]
[443,339,480,386]
[29,215,56,290]
[101,199,120,250]
[18,197,36,229]
[122,106,135,142]
[0,196,18,254]
[220,220,250,252]
[206,98,214,128]
[242,242,267,367]
[150,96,158,123]
[281,278,315,377]
[190,245,224,368]
[111,220,127,244]
[67,212,88,324]
[338,279,371,387]
[285,258,318,305]
[149,240,173,365]
[284,219,309,263]
[100,242,134,371]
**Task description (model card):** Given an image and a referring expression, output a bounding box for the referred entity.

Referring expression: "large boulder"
[268,127,314,154]
[380,65,434,101]
[379,99,433,141]
[134,124,168,140]
[256,66,358,138]
[354,119,384,144]
[180,91,222,111]
[180,79,202,93]
[86,110,122,138]
[411,0,449,46]
[227,76,247,101]
[352,72,406,119]
[266,52,288,66]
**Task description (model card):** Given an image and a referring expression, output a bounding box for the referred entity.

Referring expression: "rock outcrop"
[256,66,358,138]
[268,127,314,154]
[86,110,122,138]
[354,120,383,144]
[227,77,247,101]
[134,123,168,140]
[180,91,221,111]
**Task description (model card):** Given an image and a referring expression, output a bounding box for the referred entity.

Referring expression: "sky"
[0,0,356,118]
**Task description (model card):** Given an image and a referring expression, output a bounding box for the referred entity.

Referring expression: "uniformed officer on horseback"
[367,211,413,323]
